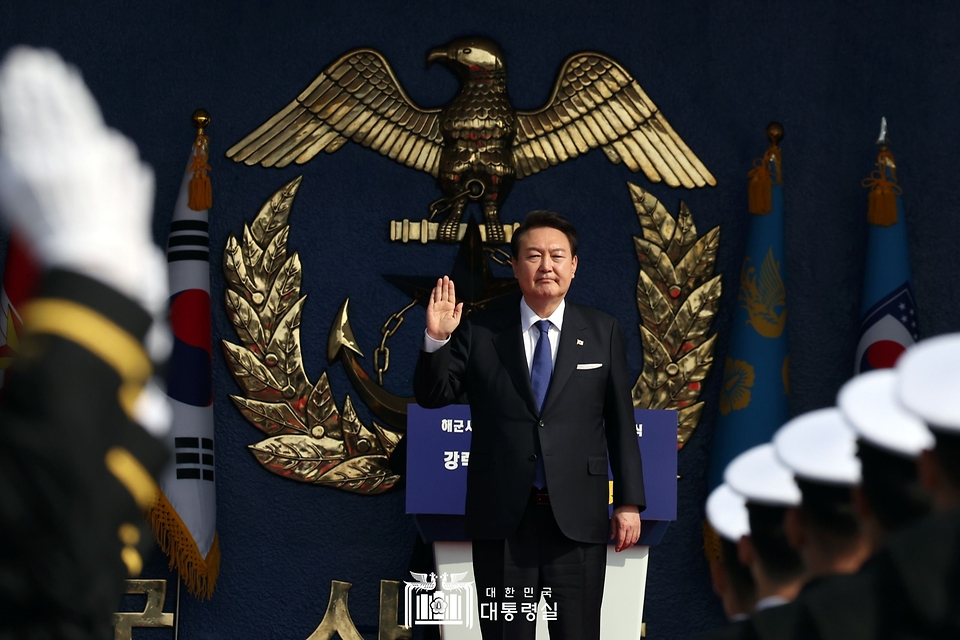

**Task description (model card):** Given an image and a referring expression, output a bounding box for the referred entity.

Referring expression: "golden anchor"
[327,299,414,432]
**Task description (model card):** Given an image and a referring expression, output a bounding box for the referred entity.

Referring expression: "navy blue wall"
[4,1,960,638]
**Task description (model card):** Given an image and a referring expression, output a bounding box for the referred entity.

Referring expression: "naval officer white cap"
[774,408,861,486]
[897,333,960,433]
[838,369,933,458]
[707,484,750,542]
[724,443,801,507]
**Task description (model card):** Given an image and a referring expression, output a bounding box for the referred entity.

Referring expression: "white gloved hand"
[0,46,166,315]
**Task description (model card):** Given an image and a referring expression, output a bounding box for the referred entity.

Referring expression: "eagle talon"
[438,219,460,242]
[484,214,506,244]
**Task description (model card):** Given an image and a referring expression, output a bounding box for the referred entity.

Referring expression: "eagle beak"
[427,47,448,65]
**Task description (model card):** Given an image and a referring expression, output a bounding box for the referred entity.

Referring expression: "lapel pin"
[577,339,584,346]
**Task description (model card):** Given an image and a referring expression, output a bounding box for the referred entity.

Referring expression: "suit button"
[528,454,538,462]
[538,420,545,428]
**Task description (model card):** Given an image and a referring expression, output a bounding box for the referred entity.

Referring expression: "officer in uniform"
[725,444,806,613]
[863,335,960,638]
[789,369,935,640]
[0,47,170,639]
[744,408,868,640]
[690,442,807,639]
[702,483,756,634]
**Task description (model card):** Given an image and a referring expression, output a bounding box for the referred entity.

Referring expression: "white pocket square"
[577,363,603,370]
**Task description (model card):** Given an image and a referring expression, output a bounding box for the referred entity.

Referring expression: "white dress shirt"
[422,298,566,376]
[518,297,563,374]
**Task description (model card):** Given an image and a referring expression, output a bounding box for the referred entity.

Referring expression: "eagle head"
[427,37,504,76]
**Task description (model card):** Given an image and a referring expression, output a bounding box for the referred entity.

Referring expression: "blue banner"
[406,405,677,522]
[708,150,789,489]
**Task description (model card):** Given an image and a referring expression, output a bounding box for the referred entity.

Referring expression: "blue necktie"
[530,320,551,488]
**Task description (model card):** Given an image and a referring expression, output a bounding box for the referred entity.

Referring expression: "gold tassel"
[862,149,901,226]
[146,491,220,599]
[747,145,782,215]
[703,519,722,564]
[188,132,212,211]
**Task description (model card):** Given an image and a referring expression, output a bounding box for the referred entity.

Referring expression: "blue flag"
[707,140,789,489]
[855,121,917,373]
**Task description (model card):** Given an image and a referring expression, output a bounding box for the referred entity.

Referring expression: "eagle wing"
[408,572,433,586]
[227,49,443,176]
[512,53,715,188]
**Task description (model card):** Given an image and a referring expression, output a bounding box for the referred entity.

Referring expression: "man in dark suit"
[414,211,645,640]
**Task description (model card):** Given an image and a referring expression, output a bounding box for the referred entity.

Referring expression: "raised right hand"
[426,276,463,341]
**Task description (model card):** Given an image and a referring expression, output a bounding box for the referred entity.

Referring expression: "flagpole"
[174,578,182,640]
[854,118,917,372]
[707,122,789,489]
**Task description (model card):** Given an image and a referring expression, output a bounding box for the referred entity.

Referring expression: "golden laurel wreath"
[629,183,721,448]
[221,176,402,494]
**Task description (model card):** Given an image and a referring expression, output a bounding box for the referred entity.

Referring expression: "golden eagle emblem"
[738,248,786,338]
[227,37,715,243]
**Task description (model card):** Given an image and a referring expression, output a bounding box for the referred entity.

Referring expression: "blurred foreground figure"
[0,47,169,639]
[725,445,806,612]
[783,370,934,640]
[741,410,868,640]
[695,483,756,640]
[865,335,960,639]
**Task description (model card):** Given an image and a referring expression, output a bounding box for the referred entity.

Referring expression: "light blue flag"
[855,119,918,374]
[707,137,789,489]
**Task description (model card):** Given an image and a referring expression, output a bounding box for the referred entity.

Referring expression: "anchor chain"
[485,246,513,267]
[374,249,510,384]
[374,298,419,385]
[427,179,486,221]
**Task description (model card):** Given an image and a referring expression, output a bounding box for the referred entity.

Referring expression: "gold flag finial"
[766,121,784,147]
[192,108,210,135]
[188,109,212,211]
[748,122,784,215]
[863,117,900,226]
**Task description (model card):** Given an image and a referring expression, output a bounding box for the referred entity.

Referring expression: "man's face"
[511,226,578,307]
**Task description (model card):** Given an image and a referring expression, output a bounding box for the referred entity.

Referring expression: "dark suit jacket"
[414,297,645,544]
[743,577,830,640]
[689,619,750,640]
[872,508,960,639]
[791,561,879,640]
